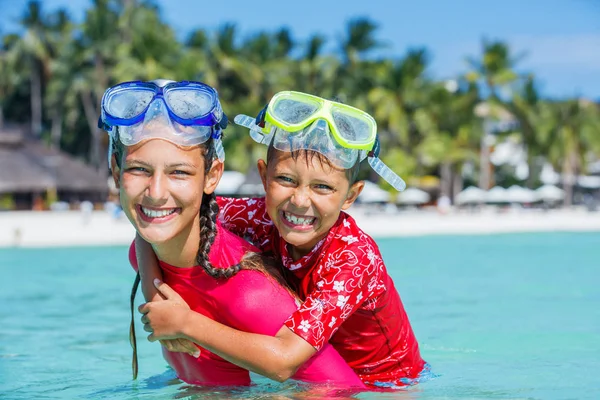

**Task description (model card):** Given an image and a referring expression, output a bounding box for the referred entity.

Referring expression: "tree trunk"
[440,161,452,197]
[50,107,63,150]
[31,58,43,137]
[479,133,492,190]
[0,106,4,130]
[562,150,576,207]
[80,90,101,169]
[94,53,108,105]
[452,164,464,203]
[526,152,537,189]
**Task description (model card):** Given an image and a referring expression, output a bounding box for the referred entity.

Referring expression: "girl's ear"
[204,159,224,195]
[110,154,121,189]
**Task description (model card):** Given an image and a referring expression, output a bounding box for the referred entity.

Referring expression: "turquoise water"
[1,232,599,399]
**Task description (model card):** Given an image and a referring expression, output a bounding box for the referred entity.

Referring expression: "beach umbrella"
[505,185,537,203]
[577,175,600,189]
[485,186,509,203]
[455,186,486,204]
[535,184,565,202]
[237,167,266,197]
[215,171,246,195]
[358,181,391,203]
[396,187,430,205]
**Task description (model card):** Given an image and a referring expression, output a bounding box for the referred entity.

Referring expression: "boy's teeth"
[141,207,176,218]
[284,212,315,226]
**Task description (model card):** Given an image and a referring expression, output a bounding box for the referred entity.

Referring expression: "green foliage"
[0,194,16,210]
[0,0,598,197]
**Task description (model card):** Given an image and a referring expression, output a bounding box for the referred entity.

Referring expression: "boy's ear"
[110,155,121,189]
[257,159,268,192]
[341,180,365,210]
[204,159,224,195]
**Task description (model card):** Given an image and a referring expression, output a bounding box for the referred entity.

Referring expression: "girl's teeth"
[141,207,176,218]
[284,212,315,226]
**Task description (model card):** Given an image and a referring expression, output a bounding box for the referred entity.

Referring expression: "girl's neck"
[152,219,201,268]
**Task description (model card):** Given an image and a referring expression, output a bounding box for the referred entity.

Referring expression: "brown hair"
[266,141,361,184]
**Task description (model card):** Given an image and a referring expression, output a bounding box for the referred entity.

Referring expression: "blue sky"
[2,0,599,99]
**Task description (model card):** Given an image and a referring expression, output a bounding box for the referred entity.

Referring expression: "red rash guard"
[218,197,426,387]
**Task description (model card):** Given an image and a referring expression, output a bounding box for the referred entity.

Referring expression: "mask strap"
[255,104,268,127]
[366,136,407,191]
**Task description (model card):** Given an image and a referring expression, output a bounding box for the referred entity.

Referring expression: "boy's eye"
[126,166,149,174]
[314,184,334,191]
[276,175,295,184]
[171,170,190,176]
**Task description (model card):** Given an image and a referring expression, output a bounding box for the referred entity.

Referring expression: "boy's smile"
[258,149,364,261]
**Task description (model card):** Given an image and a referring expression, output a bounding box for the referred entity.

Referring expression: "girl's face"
[112,138,222,249]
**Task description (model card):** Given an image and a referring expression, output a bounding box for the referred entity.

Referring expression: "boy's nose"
[290,187,311,208]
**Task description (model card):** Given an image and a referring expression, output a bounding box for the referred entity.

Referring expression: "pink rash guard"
[129,221,364,387]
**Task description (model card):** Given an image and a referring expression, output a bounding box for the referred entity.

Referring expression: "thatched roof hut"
[0,125,108,209]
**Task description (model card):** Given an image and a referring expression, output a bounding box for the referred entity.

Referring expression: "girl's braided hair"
[112,130,296,379]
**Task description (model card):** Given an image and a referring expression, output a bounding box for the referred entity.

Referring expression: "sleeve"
[217,196,273,251]
[216,196,259,237]
[284,242,380,351]
[224,270,362,386]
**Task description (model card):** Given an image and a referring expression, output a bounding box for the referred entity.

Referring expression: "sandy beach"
[1,206,600,248]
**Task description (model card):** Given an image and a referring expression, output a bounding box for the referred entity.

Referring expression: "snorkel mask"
[99,79,228,165]
[234,91,406,191]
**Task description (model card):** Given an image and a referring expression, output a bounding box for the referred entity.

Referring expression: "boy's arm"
[140,276,362,385]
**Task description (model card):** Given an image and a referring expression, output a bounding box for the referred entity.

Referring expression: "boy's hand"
[160,338,200,358]
[139,279,192,342]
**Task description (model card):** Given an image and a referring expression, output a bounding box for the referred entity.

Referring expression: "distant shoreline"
[1,207,600,248]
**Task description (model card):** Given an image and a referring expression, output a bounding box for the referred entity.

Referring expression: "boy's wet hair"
[266,140,361,185]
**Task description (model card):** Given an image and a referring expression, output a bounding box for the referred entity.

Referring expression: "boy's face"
[258,150,364,259]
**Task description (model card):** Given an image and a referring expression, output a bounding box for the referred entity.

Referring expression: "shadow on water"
[87,369,385,399]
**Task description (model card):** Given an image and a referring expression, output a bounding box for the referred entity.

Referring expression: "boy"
[138,91,428,388]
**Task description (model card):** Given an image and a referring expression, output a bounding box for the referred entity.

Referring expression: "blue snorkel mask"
[99,79,228,165]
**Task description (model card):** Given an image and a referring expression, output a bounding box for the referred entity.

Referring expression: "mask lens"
[105,87,155,119]
[331,108,374,145]
[165,88,214,119]
[271,98,320,125]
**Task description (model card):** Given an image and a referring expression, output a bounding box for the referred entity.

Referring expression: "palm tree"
[44,8,74,149]
[368,49,430,148]
[0,35,20,130]
[18,1,53,138]
[503,76,561,188]
[468,39,521,189]
[547,99,600,206]
[415,81,482,199]
[337,17,382,99]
